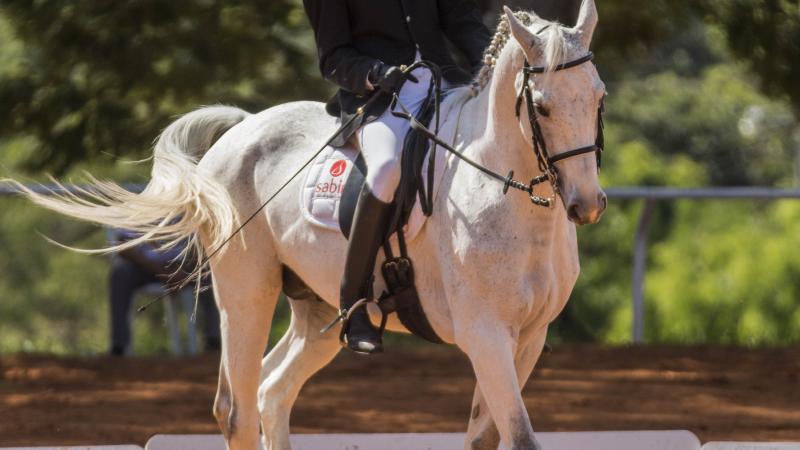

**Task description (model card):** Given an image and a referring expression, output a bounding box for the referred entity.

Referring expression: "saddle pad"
[300,146,359,230]
[301,143,448,242]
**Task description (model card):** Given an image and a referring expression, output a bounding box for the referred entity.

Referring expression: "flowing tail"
[3,105,250,278]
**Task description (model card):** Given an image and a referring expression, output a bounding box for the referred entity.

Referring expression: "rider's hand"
[368,63,418,94]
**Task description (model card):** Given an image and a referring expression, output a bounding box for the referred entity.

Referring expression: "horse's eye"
[534,103,550,117]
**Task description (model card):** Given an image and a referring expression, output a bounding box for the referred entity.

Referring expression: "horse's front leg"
[456,318,543,450]
[464,384,500,450]
[464,325,549,450]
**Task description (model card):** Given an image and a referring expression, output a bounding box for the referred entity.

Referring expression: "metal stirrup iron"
[320,297,380,345]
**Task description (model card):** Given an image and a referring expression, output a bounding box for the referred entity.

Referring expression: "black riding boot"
[340,185,393,354]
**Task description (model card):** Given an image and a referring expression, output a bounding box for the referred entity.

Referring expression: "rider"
[303,0,491,354]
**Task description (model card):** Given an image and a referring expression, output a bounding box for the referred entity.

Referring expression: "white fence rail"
[5,183,800,343]
[4,432,800,450]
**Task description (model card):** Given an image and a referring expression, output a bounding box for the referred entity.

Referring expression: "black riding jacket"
[303,0,491,145]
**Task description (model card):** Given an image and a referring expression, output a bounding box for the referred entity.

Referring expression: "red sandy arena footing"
[0,345,799,447]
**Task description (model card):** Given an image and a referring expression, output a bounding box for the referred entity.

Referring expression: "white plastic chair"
[135,283,199,356]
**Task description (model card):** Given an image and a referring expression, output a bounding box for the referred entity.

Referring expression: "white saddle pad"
[300,142,448,242]
[299,145,358,230]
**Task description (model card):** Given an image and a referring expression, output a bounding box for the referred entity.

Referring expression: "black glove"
[368,62,419,94]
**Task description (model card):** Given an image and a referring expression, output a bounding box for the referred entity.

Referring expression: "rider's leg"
[339,116,404,354]
[340,67,432,354]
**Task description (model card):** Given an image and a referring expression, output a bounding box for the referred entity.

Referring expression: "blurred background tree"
[706,0,800,114]
[1,0,799,353]
[0,0,329,175]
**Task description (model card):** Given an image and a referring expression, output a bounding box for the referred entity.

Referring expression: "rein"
[392,53,604,209]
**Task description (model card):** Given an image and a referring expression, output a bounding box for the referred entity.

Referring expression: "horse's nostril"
[599,193,608,210]
[567,204,581,222]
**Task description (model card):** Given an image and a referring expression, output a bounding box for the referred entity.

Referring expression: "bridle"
[387,54,605,211]
[513,51,605,207]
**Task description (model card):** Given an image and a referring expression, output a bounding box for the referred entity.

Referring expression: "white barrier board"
[146,430,701,450]
[2,447,142,450]
[703,444,800,450]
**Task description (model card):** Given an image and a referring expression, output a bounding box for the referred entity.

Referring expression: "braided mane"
[475,11,568,91]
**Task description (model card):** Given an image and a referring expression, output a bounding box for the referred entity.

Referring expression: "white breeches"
[358,65,435,203]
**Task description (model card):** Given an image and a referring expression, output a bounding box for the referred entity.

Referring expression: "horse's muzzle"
[566,190,607,225]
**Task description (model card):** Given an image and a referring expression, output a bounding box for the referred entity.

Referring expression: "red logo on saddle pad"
[330,160,347,177]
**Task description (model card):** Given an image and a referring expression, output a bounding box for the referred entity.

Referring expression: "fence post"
[632,198,656,343]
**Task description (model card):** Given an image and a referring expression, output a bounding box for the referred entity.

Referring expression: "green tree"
[566,21,798,343]
[0,1,329,175]
[644,199,800,345]
[706,0,800,113]
[485,1,800,113]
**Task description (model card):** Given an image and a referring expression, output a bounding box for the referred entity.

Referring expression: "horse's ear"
[571,0,598,50]
[503,6,543,56]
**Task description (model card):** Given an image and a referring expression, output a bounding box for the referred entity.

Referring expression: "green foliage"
[646,200,800,344]
[0,0,329,175]
[569,135,708,343]
[0,196,109,353]
[592,0,698,78]
[609,63,796,185]
[563,21,800,345]
[705,0,800,113]
[498,1,800,113]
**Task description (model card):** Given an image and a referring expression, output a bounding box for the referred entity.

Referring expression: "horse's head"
[503,0,606,225]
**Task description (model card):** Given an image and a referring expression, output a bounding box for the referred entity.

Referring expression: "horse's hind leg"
[258,296,341,450]
[211,242,282,450]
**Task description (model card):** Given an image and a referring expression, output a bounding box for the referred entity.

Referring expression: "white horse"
[7,2,606,449]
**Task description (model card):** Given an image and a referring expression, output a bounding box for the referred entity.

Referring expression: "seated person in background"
[108,229,220,356]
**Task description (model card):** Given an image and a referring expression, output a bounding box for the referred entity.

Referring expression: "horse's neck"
[465,64,538,178]
[454,65,558,226]
[438,83,568,270]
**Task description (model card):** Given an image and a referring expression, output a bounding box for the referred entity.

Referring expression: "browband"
[524,52,594,74]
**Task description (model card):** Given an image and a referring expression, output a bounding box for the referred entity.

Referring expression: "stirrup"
[319,297,379,344]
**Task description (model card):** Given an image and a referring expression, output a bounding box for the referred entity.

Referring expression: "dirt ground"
[1,344,799,447]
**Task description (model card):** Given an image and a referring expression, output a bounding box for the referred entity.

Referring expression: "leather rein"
[392,52,604,209]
